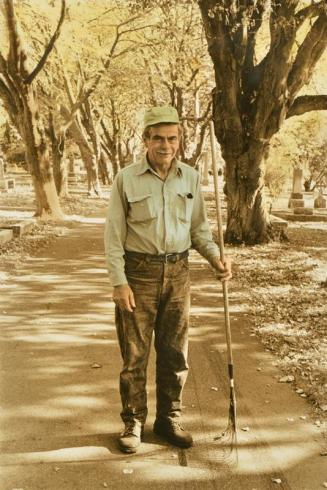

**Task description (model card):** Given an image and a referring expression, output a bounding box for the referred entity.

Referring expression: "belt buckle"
[164,253,175,263]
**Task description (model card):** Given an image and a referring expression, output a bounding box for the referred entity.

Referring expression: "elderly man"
[105,106,231,454]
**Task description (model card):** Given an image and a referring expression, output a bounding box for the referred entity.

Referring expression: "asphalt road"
[0,217,326,489]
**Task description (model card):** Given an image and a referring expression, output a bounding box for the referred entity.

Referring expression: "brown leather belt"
[125,250,189,263]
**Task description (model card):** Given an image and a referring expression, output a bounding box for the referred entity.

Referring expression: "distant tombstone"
[288,168,305,208]
[314,193,326,209]
[68,154,75,175]
[293,168,303,194]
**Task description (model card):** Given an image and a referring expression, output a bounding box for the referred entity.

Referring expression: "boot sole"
[153,426,193,449]
[118,443,139,454]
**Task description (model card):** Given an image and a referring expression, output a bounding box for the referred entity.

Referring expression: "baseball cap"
[143,106,180,128]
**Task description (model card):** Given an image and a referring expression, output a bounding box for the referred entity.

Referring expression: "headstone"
[314,193,326,209]
[68,154,75,175]
[0,156,15,191]
[68,155,81,184]
[293,168,303,193]
[288,168,305,208]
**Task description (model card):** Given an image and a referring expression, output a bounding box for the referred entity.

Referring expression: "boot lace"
[123,421,141,437]
[170,419,184,431]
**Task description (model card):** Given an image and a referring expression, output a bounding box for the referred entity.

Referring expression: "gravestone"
[288,168,305,208]
[68,155,81,184]
[314,193,326,209]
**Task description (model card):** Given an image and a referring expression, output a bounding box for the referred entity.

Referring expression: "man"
[105,106,231,454]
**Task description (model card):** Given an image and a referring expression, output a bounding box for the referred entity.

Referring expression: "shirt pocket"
[127,193,156,222]
[176,192,193,223]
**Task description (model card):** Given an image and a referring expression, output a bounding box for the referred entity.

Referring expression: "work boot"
[153,418,193,449]
[118,420,144,453]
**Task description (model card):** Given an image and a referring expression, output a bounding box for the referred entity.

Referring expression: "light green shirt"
[104,156,219,286]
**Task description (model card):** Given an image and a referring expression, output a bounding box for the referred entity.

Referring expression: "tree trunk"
[61,105,101,196]
[48,113,68,198]
[22,88,64,218]
[99,149,112,185]
[223,147,272,244]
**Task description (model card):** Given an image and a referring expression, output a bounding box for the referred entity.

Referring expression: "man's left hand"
[210,257,232,282]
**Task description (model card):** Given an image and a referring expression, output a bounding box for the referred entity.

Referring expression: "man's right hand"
[113,284,136,312]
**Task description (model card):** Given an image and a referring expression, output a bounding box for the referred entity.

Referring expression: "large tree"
[0,0,65,218]
[198,0,327,243]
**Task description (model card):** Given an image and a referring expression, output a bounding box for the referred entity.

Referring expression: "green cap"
[144,106,180,128]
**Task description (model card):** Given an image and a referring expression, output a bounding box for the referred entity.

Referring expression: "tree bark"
[224,144,271,244]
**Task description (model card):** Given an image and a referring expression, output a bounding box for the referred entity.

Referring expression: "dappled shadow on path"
[0,224,325,489]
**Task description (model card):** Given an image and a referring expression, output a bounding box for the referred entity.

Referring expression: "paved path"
[0,215,326,489]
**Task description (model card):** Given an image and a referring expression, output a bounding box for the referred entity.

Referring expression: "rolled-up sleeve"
[190,174,220,262]
[104,173,128,286]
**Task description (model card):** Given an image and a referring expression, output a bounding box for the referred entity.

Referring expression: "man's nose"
[160,138,169,147]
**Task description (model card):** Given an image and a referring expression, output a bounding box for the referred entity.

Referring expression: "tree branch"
[4,0,20,73]
[295,1,327,29]
[0,53,8,74]
[288,13,327,98]
[244,0,266,69]
[24,0,66,84]
[287,95,327,118]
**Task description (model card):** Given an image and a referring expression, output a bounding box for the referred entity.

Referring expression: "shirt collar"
[136,154,183,177]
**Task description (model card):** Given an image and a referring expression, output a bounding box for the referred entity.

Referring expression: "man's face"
[144,124,180,167]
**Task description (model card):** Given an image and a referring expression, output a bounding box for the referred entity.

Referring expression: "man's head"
[142,106,182,167]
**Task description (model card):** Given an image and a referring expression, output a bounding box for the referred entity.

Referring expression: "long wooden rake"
[209,120,238,456]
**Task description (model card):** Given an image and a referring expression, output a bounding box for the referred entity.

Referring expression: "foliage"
[264,163,289,200]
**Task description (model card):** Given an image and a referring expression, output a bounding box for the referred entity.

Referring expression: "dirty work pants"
[115,253,190,425]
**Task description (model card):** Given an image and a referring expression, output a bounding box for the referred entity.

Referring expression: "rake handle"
[209,120,234,368]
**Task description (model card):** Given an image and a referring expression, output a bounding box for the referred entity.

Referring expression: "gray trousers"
[115,253,190,425]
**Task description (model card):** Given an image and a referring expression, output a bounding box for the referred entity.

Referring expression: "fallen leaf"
[279,375,294,383]
[320,404,327,412]
[286,418,294,422]
[300,416,307,420]
[90,363,102,369]
[241,427,250,431]
[323,482,327,488]
[103,483,108,488]
[271,478,282,484]
[210,386,218,391]
[123,469,134,474]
